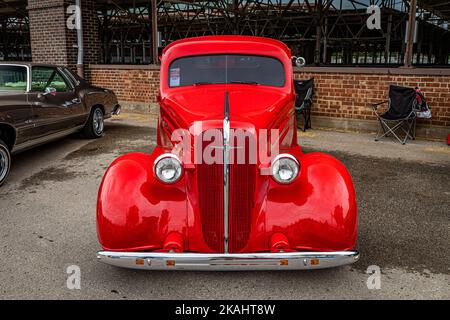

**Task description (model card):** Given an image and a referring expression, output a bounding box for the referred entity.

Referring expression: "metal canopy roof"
[0,0,27,17]
[418,0,450,21]
[1,1,450,23]
[1,1,450,65]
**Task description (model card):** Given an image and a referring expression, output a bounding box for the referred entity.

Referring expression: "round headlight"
[153,154,183,184]
[271,154,299,184]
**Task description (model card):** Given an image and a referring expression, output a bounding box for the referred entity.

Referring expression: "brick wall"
[86,65,450,138]
[294,69,450,129]
[28,0,68,65]
[28,0,100,73]
[86,65,160,103]
[79,0,100,66]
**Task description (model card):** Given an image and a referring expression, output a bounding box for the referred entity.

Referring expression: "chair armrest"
[369,100,388,110]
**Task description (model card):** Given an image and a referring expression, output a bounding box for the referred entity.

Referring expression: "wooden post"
[404,0,417,68]
[151,0,159,65]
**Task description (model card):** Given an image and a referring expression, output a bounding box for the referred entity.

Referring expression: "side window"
[0,66,27,93]
[50,71,71,92]
[32,67,72,93]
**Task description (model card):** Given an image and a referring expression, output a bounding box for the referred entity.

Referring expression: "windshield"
[168,54,285,88]
[0,65,27,94]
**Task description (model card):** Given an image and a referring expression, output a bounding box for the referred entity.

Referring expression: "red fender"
[96,148,188,251]
[265,149,357,251]
[98,147,356,252]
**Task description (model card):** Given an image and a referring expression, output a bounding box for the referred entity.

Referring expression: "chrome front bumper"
[97,250,359,271]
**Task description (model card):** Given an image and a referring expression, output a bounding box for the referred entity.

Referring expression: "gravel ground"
[0,114,448,299]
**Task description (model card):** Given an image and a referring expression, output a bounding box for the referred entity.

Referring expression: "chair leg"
[375,119,388,141]
[301,110,306,132]
[376,120,405,143]
[375,117,389,141]
[307,109,312,129]
[400,118,416,144]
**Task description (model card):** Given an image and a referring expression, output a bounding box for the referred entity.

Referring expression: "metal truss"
[0,0,449,65]
[96,0,450,65]
[0,0,30,61]
[0,16,30,61]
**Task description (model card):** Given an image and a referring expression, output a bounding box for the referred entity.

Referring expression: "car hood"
[160,85,294,131]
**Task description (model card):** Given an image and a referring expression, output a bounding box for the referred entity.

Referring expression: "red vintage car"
[96,36,359,270]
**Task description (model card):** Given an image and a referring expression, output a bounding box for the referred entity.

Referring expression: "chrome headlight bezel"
[153,153,183,184]
[271,154,300,184]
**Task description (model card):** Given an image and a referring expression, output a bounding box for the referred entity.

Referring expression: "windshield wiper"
[229,81,259,85]
[194,82,212,86]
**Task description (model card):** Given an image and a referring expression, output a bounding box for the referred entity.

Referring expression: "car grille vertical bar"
[197,131,256,253]
[197,92,255,253]
[197,160,224,253]
[229,134,256,253]
[223,92,230,253]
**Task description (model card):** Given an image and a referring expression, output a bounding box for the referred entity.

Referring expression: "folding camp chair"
[294,78,314,132]
[370,85,417,145]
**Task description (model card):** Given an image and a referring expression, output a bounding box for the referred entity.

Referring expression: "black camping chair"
[294,78,314,132]
[370,85,417,145]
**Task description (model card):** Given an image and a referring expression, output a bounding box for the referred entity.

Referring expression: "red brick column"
[80,0,101,66]
[27,0,68,65]
[27,0,100,72]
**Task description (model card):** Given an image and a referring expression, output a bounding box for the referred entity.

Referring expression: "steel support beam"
[404,0,418,67]
[151,0,158,64]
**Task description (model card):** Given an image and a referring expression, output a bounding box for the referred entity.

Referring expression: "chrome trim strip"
[97,250,360,271]
[12,125,84,154]
[29,114,90,127]
[223,91,230,253]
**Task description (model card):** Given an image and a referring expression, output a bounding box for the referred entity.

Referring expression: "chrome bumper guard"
[97,250,359,271]
[112,104,122,115]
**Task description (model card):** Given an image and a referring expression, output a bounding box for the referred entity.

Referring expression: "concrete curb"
[298,115,449,141]
[118,101,160,116]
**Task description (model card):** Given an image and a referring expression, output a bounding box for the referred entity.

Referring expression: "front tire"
[0,139,11,186]
[82,106,104,139]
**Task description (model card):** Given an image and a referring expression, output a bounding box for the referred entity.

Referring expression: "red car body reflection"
[96,36,358,270]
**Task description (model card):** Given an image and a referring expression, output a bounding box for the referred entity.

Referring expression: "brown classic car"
[0,62,121,186]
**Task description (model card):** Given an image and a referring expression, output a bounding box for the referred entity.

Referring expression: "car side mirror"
[38,87,57,99]
[292,56,306,68]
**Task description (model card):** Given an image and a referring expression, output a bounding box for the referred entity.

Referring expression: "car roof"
[0,62,65,68]
[162,35,291,57]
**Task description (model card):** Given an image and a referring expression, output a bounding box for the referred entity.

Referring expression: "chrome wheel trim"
[93,109,104,135]
[0,146,10,182]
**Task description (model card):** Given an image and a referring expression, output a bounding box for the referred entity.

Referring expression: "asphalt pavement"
[0,114,448,299]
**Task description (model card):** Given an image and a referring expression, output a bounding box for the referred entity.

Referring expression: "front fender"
[97,148,188,251]
[266,150,357,251]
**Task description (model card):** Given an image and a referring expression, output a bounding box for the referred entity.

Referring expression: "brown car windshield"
[0,65,27,94]
[168,55,285,88]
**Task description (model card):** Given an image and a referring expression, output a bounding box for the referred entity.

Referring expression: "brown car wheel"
[82,107,104,139]
[0,139,11,186]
